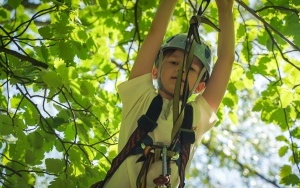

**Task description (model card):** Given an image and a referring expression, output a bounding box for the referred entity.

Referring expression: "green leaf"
[281,174,300,186]
[8,0,22,8]
[53,117,67,126]
[292,0,300,5]
[98,0,108,9]
[56,64,78,85]
[45,158,65,173]
[283,13,300,37]
[77,30,88,41]
[291,127,300,139]
[276,135,288,143]
[38,26,53,38]
[0,116,13,135]
[278,145,289,157]
[58,41,75,61]
[81,116,93,128]
[49,174,75,188]
[64,124,75,141]
[270,109,287,130]
[266,38,274,51]
[222,97,234,108]
[25,150,35,164]
[10,95,22,109]
[80,80,95,96]
[41,45,49,62]
[280,165,291,178]
[0,8,9,22]
[27,132,44,149]
[68,147,82,164]
[277,86,294,108]
[6,172,35,188]
[77,123,89,142]
[7,54,20,68]
[42,70,63,88]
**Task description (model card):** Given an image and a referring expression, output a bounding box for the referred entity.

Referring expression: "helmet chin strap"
[189,67,206,94]
[156,50,176,99]
[157,78,174,98]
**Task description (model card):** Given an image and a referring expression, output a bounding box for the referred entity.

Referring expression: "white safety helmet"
[158,33,213,82]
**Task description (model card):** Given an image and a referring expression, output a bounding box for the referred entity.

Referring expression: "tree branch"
[0,46,48,69]
[0,164,22,177]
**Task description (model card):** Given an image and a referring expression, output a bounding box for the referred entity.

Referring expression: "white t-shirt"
[104,73,218,188]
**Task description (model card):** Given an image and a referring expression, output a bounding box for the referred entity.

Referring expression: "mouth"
[171,77,185,83]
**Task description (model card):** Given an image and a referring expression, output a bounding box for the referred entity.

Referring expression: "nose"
[177,66,185,73]
[177,64,185,72]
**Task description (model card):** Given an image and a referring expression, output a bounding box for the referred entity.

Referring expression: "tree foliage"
[0,0,299,187]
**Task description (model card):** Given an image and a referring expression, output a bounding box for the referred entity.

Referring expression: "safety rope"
[171,0,214,153]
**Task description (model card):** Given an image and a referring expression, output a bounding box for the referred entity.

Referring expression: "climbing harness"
[91,95,193,188]
[91,0,220,187]
[136,104,194,188]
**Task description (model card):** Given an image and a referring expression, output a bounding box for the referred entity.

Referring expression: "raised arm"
[202,0,235,112]
[129,0,179,80]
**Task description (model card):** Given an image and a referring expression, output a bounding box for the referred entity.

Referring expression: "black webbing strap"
[91,95,163,188]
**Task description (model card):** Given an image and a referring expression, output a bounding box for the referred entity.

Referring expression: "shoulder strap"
[91,95,163,188]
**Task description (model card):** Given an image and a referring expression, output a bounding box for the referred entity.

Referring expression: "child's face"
[154,49,205,99]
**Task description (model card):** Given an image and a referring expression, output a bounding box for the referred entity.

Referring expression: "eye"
[189,65,198,72]
[170,61,178,65]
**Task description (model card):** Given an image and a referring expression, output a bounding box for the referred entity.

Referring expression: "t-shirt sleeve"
[117,73,155,118]
[192,94,219,145]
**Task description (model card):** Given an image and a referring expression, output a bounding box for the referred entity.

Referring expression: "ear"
[152,67,158,79]
[194,81,206,94]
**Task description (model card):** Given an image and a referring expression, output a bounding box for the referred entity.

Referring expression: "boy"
[97,0,234,187]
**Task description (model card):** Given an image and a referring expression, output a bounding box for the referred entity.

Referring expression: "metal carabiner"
[153,145,170,187]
